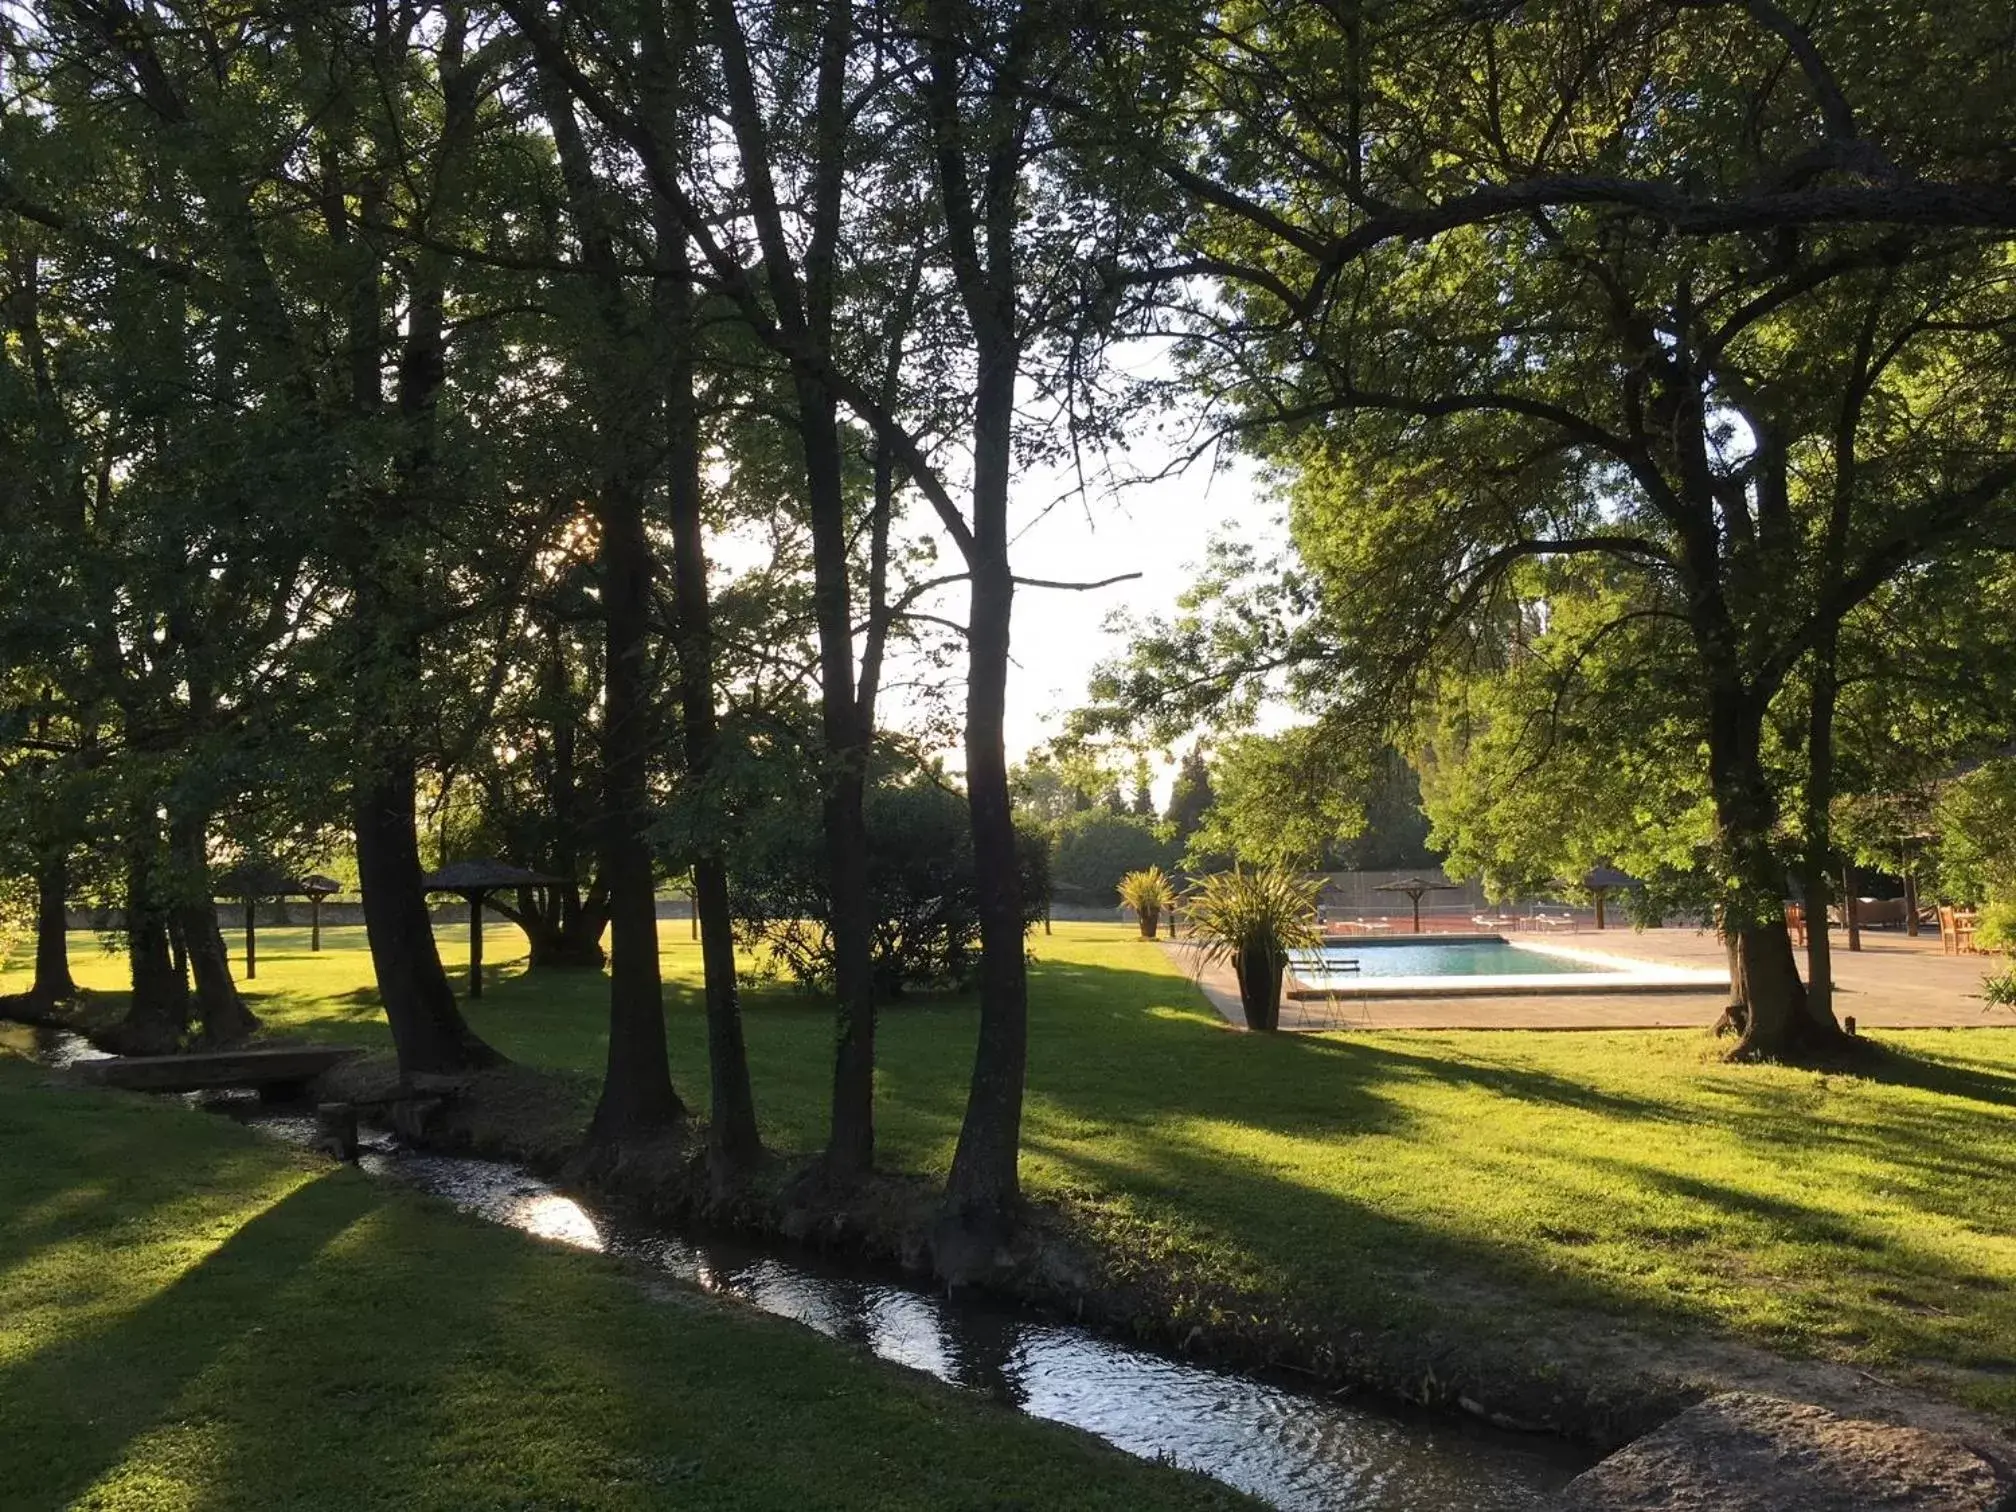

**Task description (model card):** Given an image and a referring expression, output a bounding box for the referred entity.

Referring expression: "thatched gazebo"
[1578,865,1638,930]
[212,865,341,980]
[298,874,342,951]
[421,860,563,999]
[1373,875,1461,934]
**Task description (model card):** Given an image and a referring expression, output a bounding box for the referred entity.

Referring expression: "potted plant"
[1181,867,1321,1031]
[1117,866,1175,939]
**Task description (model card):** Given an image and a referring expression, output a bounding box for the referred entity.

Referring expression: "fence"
[65,874,1573,937]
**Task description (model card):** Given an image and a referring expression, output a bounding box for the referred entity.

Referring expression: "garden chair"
[1298,989,1346,1031]
[1939,905,1961,955]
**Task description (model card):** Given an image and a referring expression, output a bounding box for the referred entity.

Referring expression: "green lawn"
[17,921,2016,1419]
[0,1053,1249,1512]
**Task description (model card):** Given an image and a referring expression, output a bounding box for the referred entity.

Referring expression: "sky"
[986,439,1277,762]
[711,385,1292,793]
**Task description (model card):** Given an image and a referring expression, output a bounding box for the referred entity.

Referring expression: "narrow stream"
[33,1030,1586,1510]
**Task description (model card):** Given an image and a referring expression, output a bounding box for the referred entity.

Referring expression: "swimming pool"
[1291,941,1609,986]
[1284,935,1728,997]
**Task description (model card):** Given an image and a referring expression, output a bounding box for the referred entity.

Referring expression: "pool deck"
[1165,927,2015,1032]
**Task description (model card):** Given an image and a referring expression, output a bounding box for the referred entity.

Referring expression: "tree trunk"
[120,839,187,1054]
[465,896,485,999]
[177,900,260,1046]
[797,373,879,1183]
[944,357,1028,1230]
[581,468,684,1147]
[523,899,609,968]
[168,914,189,991]
[1801,624,1837,1023]
[1713,681,1845,1059]
[535,55,686,1152]
[168,813,259,1046]
[680,0,874,1181]
[665,271,760,1177]
[583,466,685,1147]
[1801,858,1833,1026]
[504,874,604,971]
[30,853,76,1004]
[511,879,609,969]
[355,754,503,1077]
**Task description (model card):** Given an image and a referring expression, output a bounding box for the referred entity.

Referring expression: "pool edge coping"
[1287,935,1730,999]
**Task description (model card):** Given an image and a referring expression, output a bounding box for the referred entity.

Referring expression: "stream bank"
[235,1089,1586,1511]
[30,1014,2016,1508]
[303,1047,2016,1470]
[313,1053,1685,1448]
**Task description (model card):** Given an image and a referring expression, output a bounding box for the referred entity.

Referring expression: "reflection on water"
[28,1024,114,1067]
[24,1023,1581,1512]
[248,1116,1584,1511]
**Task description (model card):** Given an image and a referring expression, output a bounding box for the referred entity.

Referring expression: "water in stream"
[31,1030,1586,1510]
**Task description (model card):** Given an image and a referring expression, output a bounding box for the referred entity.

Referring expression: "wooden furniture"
[1939,906,1981,955]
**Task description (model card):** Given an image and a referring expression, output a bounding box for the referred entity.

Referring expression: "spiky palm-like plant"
[1181,868,1322,1031]
[1117,866,1175,939]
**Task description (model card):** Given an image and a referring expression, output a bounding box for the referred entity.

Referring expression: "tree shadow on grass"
[997,951,2016,1381]
[1642,1068,2016,1235]
[1015,953,1673,1140]
[0,1169,377,1510]
[1281,1034,1673,1120]
[418,1215,1249,1512]
[283,984,393,1023]
[0,1082,287,1274]
[1046,1115,2016,1395]
[94,1156,1246,1512]
[1852,1042,2016,1110]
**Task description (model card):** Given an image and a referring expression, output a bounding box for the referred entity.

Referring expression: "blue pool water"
[1291,941,1610,987]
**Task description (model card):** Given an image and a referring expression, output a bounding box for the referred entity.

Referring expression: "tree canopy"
[4,0,2016,1245]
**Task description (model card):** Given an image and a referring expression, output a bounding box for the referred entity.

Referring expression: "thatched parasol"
[211,865,342,978]
[421,860,564,998]
[1578,865,1638,930]
[1373,875,1461,934]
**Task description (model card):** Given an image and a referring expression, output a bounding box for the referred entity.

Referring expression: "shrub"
[1973,898,2016,955]
[728,778,1049,997]
[1975,900,2016,1014]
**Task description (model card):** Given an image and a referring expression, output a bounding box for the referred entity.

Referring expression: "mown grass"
[0,1053,1249,1512]
[17,921,2016,1417]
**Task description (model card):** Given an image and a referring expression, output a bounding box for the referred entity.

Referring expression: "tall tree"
[1163,746,1214,846]
[1087,0,2016,1058]
[532,54,695,1154]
